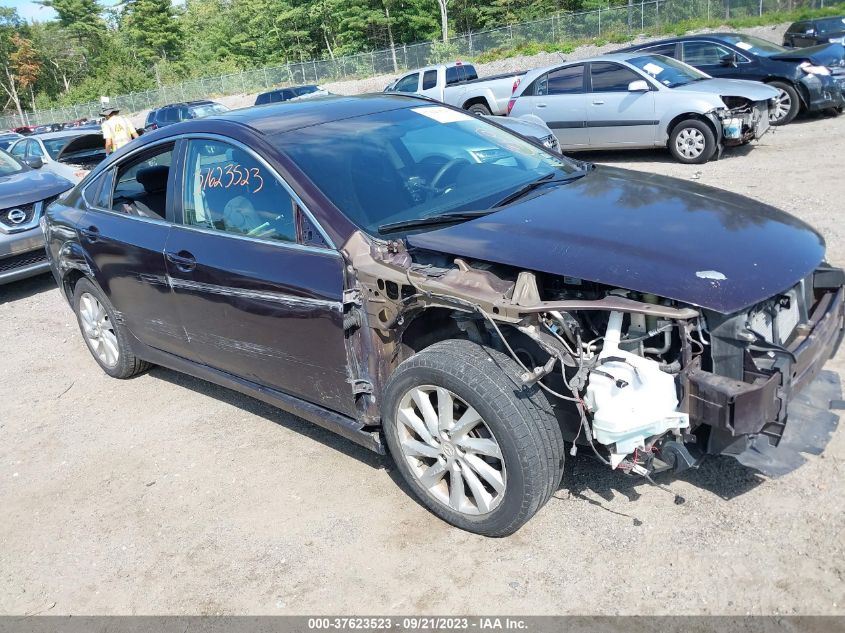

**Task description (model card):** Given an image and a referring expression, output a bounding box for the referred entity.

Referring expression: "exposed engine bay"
[715,96,771,145]
[342,232,845,479]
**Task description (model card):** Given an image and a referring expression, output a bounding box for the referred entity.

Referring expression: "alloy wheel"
[79,292,119,368]
[770,89,791,123]
[395,385,507,515]
[675,127,706,159]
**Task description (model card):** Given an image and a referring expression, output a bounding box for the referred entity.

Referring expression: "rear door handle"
[592,100,605,105]
[165,250,197,272]
[80,225,100,242]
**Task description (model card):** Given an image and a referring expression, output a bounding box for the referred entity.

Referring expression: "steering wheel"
[430,158,469,191]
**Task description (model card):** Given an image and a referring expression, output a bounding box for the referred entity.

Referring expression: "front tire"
[382,339,565,536]
[73,277,151,379]
[768,81,800,125]
[668,119,716,164]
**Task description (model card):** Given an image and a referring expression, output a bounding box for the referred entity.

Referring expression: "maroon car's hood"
[406,167,825,315]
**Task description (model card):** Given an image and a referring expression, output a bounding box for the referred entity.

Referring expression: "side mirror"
[628,80,650,92]
[720,52,738,67]
[24,157,43,169]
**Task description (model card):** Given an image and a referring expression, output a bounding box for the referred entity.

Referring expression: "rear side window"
[255,92,273,105]
[422,70,437,90]
[463,65,478,81]
[181,139,297,244]
[590,62,642,92]
[110,146,173,219]
[158,108,180,124]
[539,64,585,95]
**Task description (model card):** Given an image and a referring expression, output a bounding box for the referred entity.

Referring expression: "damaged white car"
[508,52,778,163]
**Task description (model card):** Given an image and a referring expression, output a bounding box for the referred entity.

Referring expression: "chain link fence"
[0,0,828,129]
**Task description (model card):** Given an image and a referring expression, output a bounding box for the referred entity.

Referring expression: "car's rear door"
[77,140,193,358]
[523,64,589,148]
[586,61,657,147]
[164,136,353,416]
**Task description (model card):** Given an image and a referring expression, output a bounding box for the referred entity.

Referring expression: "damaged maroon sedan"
[44,95,844,536]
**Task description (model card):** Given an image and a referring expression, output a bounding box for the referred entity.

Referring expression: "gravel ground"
[4,47,845,617]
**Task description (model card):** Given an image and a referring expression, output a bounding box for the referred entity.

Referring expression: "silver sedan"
[508,52,779,163]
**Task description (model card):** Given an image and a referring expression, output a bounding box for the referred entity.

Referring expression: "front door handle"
[165,250,197,272]
[536,103,547,108]
[80,225,100,242]
[592,100,605,105]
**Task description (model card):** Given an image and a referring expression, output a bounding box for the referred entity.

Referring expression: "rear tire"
[767,81,800,125]
[382,339,565,536]
[668,119,716,164]
[467,103,491,116]
[72,277,151,379]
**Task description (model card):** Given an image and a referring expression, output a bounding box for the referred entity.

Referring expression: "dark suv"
[784,16,845,48]
[143,100,229,132]
[43,96,844,536]
[616,34,845,124]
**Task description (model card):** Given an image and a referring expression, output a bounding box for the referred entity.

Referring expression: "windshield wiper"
[378,209,494,234]
[493,171,587,208]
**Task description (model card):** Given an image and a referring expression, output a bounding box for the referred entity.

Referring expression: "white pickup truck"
[384,61,524,115]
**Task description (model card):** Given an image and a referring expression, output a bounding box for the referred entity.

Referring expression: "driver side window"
[682,41,733,65]
[181,139,297,244]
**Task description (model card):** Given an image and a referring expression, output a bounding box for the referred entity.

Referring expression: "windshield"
[627,54,710,87]
[714,34,786,56]
[278,105,582,237]
[189,103,229,119]
[0,149,25,176]
[817,17,845,34]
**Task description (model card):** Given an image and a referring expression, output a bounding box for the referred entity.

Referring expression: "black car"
[0,149,72,284]
[616,33,845,124]
[143,100,229,132]
[784,16,845,48]
[44,95,844,536]
[254,84,326,105]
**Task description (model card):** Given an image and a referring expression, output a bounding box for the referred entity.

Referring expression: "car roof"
[519,52,643,80]
[31,130,91,141]
[216,93,425,136]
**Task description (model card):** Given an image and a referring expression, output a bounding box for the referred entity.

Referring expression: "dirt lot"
[3,109,845,617]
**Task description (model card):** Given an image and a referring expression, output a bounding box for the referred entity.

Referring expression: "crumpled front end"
[714,97,771,146]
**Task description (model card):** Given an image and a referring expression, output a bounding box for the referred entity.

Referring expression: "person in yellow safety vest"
[100,107,138,154]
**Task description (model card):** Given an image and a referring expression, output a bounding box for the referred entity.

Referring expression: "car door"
[392,72,421,94]
[419,69,440,100]
[523,64,589,148]
[681,40,756,79]
[586,61,657,147]
[78,141,193,358]
[164,136,353,416]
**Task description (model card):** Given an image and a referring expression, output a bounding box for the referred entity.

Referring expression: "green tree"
[122,0,182,65]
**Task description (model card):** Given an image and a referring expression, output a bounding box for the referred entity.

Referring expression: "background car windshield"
[0,149,24,176]
[716,34,785,55]
[817,17,845,33]
[278,106,580,236]
[628,54,708,87]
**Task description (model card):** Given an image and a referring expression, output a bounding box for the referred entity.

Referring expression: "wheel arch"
[763,76,807,108]
[461,96,492,112]
[664,112,720,146]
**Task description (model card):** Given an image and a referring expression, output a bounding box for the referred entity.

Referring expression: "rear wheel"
[768,81,800,125]
[668,119,716,164]
[382,339,565,536]
[73,277,151,379]
[467,103,491,116]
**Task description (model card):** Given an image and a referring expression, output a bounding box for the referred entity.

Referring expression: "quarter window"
[590,62,642,92]
[181,139,297,244]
